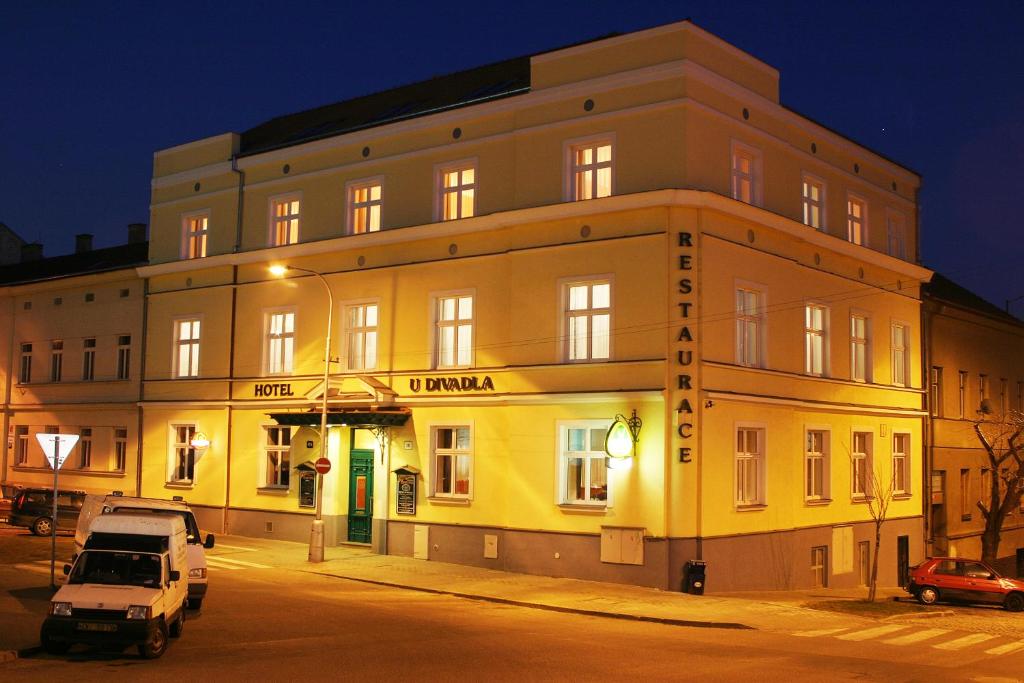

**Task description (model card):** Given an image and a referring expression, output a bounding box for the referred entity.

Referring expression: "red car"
[907,557,1024,611]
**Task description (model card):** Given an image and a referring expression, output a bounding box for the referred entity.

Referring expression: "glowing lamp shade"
[268,264,289,277]
[605,419,635,458]
[190,432,211,450]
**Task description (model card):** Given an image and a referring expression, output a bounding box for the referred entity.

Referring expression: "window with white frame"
[558,421,608,506]
[736,288,763,367]
[348,181,382,234]
[805,429,830,501]
[431,426,472,498]
[82,338,96,381]
[805,304,828,376]
[891,323,909,387]
[887,211,906,259]
[930,367,943,417]
[265,311,295,375]
[345,303,378,370]
[182,212,208,259]
[264,425,291,488]
[438,163,475,221]
[435,294,473,368]
[959,370,968,418]
[960,468,971,519]
[270,196,300,246]
[850,314,869,382]
[569,140,613,201]
[802,176,824,229]
[19,343,32,383]
[169,424,196,484]
[50,340,63,382]
[174,319,201,378]
[892,433,910,495]
[852,431,872,498]
[564,280,610,362]
[847,196,866,245]
[78,428,93,469]
[114,427,128,472]
[731,142,761,205]
[811,546,829,588]
[117,335,131,380]
[15,426,29,465]
[736,427,765,506]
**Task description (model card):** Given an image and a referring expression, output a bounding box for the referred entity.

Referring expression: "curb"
[883,610,957,621]
[0,646,41,665]
[304,569,754,630]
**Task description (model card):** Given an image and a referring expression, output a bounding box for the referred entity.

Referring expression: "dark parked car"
[907,557,1024,611]
[0,484,21,522]
[8,488,86,535]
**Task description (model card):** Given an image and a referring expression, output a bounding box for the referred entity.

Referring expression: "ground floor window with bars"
[735,427,765,507]
[264,425,291,488]
[558,421,608,506]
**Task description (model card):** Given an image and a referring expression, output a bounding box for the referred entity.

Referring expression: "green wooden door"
[347,449,374,543]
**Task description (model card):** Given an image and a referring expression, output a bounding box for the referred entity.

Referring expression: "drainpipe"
[136,278,149,497]
[225,152,245,533]
[1,293,16,484]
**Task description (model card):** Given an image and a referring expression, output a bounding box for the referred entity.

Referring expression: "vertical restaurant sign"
[396,474,417,515]
[676,230,695,463]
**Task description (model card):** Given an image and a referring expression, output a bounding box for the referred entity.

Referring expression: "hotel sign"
[409,376,494,393]
[254,383,295,397]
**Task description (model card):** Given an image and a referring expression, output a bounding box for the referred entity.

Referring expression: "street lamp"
[269,263,333,563]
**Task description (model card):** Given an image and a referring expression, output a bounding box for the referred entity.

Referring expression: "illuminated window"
[20,343,32,383]
[852,432,872,498]
[270,196,301,246]
[82,338,96,381]
[930,367,943,417]
[731,142,761,206]
[431,426,472,499]
[892,433,910,495]
[117,335,131,380]
[169,424,196,484]
[887,211,906,259]
[15,426,29,466]
[348,180,382,234]
[736,288,763,367]
[805,304,828,376]
[182,212,208,259]
[438,163,475,221]
[78,428,93,469]
[435,294,473,368]
[345,303,378,371]
[50,340,63,382]
[264,426,291,488]
[265,311,295,375]
[891,323,909,387]
[569,140,613,201]
[558,421,608,506]
[735,427,765,506]
[564,280,611,362]
[174,319,201,378]
[802,176,825,229]
[850,315,869,382]
[847,195,866,245]
[114,428,128,472]
[805,429,830,501]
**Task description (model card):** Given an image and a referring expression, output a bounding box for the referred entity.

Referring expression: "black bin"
[684,559,707,595]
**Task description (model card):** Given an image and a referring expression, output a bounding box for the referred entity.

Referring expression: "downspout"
[136,278,149,497]
[2,294,16,483]
[224,154,245,534]
[922,295,935,556]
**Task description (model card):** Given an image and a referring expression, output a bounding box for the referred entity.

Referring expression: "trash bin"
[684,559,707,595]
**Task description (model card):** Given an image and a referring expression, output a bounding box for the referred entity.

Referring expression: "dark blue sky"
[3,1,1022,311]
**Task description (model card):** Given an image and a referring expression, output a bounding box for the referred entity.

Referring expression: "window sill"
[961,514,972,522]
[892,493,912,500]
[558,503,608,513]
[427,497,471,506]
[165,482,194,490]
[805,498,832,507]
[257,487,290,495]
[60,469,127,478]
[736,503,766,512]
[851,496,874,504]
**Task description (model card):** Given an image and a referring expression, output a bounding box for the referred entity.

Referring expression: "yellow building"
[139,20,930,591]
[1,228,147,502]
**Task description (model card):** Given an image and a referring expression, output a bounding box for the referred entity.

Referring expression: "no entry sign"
[314,457,332,475]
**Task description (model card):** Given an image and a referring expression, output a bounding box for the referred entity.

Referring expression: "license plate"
[77,622,117,632]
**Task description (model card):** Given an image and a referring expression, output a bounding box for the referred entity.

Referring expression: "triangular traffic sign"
[35,433,80,470]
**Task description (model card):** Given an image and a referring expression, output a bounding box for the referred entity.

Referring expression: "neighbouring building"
[132,20,929,591]
[923,273,1024,573]
[0,223,27,266]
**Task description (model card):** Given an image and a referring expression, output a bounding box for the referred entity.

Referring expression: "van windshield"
[70,551,163,587]
[110,507,201,543]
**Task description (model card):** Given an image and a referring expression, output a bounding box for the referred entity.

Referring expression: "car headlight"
[50,601,72,617]
[188,567,207,579]
[126,605,151,620]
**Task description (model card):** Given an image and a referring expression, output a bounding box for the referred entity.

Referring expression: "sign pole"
[50,435,59,590]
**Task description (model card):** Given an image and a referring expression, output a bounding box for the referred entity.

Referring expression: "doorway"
[347,449,374,543]
[897,535,910,588]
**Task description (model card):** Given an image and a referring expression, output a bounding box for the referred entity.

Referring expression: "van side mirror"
[204,534,215,549]
[62,564,71,575]
[169,570,180,582]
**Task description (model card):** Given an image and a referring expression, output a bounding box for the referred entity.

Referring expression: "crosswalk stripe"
[933,633,997,650]
[793,628,849,637]
[883,628,950,645]
[204,558,242,570]
[207,556,271,569]
[985,640,1024,656]
[213,543,258,552]
[836,625,908,641]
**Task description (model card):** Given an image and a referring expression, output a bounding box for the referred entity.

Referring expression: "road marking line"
[204,558,242,570]
[207,556,272,569]
[793,628,849,637]
[883,628,950,645]
[984,640,1024,656]
[212,543,258,552]
[933,633,997,650]
[836,625,908,641]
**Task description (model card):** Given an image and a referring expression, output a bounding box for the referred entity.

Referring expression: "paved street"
[2,526,1023,681]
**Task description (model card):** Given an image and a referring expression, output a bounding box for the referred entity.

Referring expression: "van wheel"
[32,517,53,536]
[40,629,70,655]
[138,622,168,659]
[1005,593,1024,612]
[169,608,185,638]
[188,597,203,610]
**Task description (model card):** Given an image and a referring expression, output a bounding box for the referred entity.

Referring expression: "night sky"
[3,1,1022,312]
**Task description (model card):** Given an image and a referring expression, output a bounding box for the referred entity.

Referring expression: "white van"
[42,513,189,658]
[75,493,213,609]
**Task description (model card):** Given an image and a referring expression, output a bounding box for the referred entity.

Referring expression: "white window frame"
[50,340,63,383]
[117,334,131,380]
[343,300,379,371]
[167,423,197,485]
[263,308,296,376]
[181,210,209,259]
[262,424,292,489]
[78,427,93,469]
[959,370,969,418]
[735,422,767,508]
[851,429,874,499]
[560,276,612,363]
[114,427,128,472]
[435,159,477,222]
[801,174,826,230]
[730,141,763,207]
[930,366,943,417]
[429,423,474,500]
[891,321,910,387]
[346,177,383,235]
[892,431,911,496]
[556,419,612,508]
[173,317,202,378]
[432,290,475,369]
[886,209,907,259]
[82,337,96,381]
[268,193,302,247]
[846,194,867,245]
[804,426,831,503]
[19,343,32,384]
[15,425,29,466]
[804,303,829,377]
[850,312,870,383]
[735,282,765,368]
[563,134,615,202]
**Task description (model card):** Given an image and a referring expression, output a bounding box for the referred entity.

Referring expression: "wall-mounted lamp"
[704,400,714,409]
[605,409,642,458]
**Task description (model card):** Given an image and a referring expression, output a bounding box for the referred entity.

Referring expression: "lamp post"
[269,264,333,563]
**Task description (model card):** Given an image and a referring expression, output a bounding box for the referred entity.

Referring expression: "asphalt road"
[1,527,1022,681]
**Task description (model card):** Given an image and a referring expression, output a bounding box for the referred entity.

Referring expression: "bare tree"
[861,460,896,602]
[973,409,1024,566]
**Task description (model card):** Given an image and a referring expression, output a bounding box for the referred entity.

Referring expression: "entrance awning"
[268,407,411,428]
